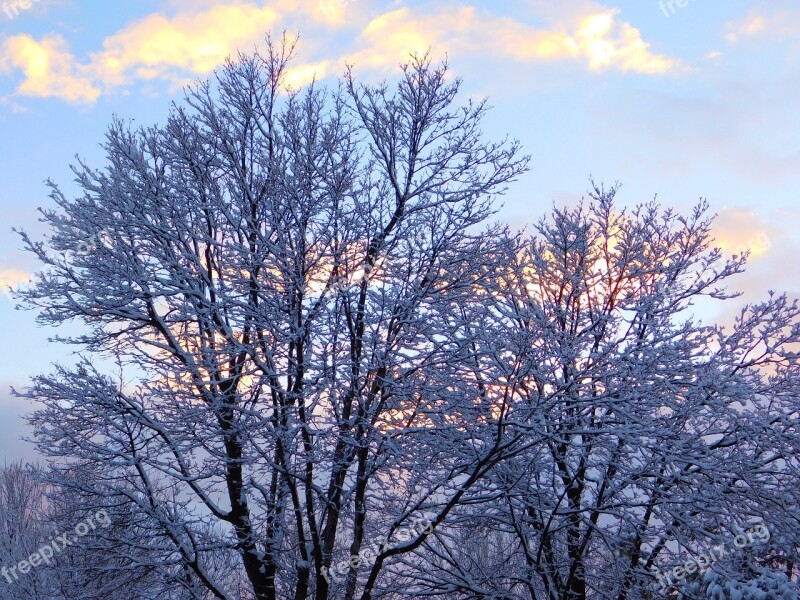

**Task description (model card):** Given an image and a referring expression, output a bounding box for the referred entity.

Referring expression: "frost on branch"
[14,38,530,600]
[11,36,800,600]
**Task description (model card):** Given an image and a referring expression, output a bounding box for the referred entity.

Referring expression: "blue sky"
[1,0,798,461]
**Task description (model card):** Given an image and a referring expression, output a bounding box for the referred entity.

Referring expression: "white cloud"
[0,35,100,103]
[0,268,33,304]
[0,2,685,104]
[0,2,288,103]
[725,12,767,44]
[347,6,684,75]
[725,9,800,45]
[89,4,280,86]
[712,208,773,259]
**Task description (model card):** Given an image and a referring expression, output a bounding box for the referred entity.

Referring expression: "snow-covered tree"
[0,463,190,599]
[679,568,798,600]
[12,35,799,600]
[0,462,57,599]
[13,38,528,600]
[409,188,800,599]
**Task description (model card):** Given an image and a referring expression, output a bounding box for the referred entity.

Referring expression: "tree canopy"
[12,40,800,600]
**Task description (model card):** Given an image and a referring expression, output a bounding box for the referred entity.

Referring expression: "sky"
[0,0,798,462]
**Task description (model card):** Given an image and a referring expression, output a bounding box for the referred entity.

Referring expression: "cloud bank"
[0,1,684,104]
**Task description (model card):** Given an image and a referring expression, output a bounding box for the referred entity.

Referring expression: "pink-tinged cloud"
[347,7,684,75]
[725,9,800,44]
[0,268,33,303]
[0,35,100,103]
[0,2,683,105]
[712,208,773,259]
[725,12,767,44]
[707,207,800,330]
[89,4,280,86]
[0,268,31,288]
[0,1,345,102]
